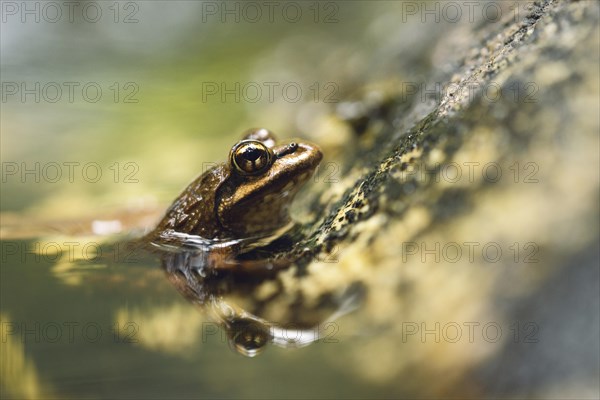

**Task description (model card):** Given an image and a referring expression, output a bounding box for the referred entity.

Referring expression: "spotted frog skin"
[153,128,322,244]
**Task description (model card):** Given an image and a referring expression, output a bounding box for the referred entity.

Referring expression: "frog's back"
[154,165,227,239]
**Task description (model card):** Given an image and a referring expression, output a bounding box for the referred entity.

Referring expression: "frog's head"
[216,129,322,238]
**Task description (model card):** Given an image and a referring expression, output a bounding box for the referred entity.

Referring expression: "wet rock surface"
[228,0,599,395]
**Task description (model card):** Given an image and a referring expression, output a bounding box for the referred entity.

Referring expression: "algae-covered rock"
[235,0,599,395]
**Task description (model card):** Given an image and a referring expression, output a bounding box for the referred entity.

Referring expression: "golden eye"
[230,140,274,176]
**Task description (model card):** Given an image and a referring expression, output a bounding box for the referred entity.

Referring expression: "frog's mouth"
[217,141,322,237]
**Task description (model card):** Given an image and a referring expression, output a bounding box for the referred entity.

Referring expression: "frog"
[151,128,323,255]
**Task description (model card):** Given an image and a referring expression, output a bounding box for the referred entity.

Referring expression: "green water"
[1,239,395,399]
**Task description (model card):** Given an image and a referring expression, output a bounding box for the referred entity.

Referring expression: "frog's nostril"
[275,143,299,158]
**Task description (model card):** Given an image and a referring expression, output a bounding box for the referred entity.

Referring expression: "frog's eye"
[230,140,274,176]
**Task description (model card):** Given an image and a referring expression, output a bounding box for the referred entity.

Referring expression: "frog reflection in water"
[152,128,322,256]
[150,129,360,357]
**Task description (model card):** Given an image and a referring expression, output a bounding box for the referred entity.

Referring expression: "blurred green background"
[1,1,405,219]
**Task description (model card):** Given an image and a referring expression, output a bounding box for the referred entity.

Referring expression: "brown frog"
[150,129,353,357]
[152,128,322,252]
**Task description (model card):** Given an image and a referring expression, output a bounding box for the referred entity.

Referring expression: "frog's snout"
[295,141,323,169]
